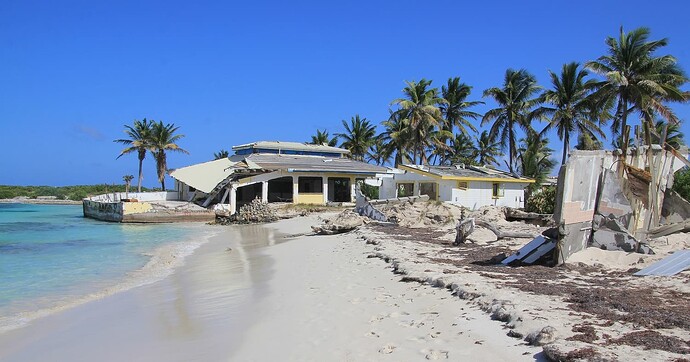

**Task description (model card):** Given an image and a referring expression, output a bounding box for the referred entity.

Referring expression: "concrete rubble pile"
[215,198,278,224]
[354,186,460,228]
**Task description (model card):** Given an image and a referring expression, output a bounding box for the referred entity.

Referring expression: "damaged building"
[553,145,690,263]
[169,141,393,215]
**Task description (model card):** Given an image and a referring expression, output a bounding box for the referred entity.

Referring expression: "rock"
[525,326,557,346]
[312,210,364,234]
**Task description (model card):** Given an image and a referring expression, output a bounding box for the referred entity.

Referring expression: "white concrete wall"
[88,191,178,202]
[380,172,527,209]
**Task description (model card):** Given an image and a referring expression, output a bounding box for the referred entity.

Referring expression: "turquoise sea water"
[0,203,206,328]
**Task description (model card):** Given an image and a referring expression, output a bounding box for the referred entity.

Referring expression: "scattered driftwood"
[474,220,536,240]
[454,217,475,245]
[647,219,690,239]
[505,207,554,226]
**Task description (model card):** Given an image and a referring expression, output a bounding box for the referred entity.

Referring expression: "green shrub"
[356,181,379,200]
[525,185,556,214]
[673,167,690,202]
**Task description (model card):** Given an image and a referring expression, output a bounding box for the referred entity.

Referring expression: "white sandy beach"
[0,214,542,361]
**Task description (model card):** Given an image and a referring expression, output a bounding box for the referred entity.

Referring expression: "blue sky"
[1,0,689,187]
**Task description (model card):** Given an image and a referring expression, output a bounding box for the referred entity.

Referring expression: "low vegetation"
[0,185,156,201]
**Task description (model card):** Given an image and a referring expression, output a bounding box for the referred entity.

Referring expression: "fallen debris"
[215,198,278,224]
[311,210,365,235]
[474,220,537,240]
[634,250,690,276]
[501,235,558,266]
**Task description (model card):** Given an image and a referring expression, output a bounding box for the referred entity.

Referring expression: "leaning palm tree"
[115,119,152,192]
[482,69,542,173]
[391,79,447,164]
[214,149,230,160]
[440,77,482,136]
[335,115,377,161]
[474,130,501,166]
[148,121,189,191]
[586,27,688,146]
[380,110,413,167]
[309,129,338,147]
[541,62,606,164]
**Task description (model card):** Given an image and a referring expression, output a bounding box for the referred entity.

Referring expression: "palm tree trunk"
[508,130,515,174]
[137,158,143,193]
[562,134,569,165]
[620,97,629,149]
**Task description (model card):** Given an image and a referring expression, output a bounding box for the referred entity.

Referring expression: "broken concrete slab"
[660,188,690,225]
[355,186,388,222]
[591,228,654,254]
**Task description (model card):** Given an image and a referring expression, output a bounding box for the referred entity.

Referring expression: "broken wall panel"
[555,151,605,264]
[660,188,690,225]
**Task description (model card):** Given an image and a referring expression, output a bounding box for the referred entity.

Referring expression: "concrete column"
[230,185,237,215]
[350,177,356,202]
[292,176,299,204]
[261,181,269,203]
[322,177,328,204]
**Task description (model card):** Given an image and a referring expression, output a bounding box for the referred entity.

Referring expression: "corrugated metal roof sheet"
[246,154,388,173]
[634,250,690,276]
[402,164,532,182]
[502,236,556,265]
[232,141,350,154]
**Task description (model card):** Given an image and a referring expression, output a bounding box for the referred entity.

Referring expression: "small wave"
[0,227,222,334]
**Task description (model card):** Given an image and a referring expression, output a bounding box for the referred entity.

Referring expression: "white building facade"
[380,164,534,209]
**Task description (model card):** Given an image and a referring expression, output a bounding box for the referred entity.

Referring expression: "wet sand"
[0,222,280,361]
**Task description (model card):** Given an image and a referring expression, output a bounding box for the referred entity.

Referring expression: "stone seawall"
[83,199,123,222]
[83,199,215,223]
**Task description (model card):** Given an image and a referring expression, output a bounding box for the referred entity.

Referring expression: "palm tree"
[149,121,189,191]
[214,149,230,160]
[653,119,685,149]
[574,131,604,151]
[366,137,391,166]
[115,119,152,192]
[435,133,476,166]
[474,130,501,166]
[335,115,376,161]
[123,175,134,198]
[517,131,557,197]
[309,129,338,147]
[541,62,606,164]
[586,27,688,145]
[380,110,413,167]
[482,69,542,173]
[440,77,482,136]
[391,79,447,164]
